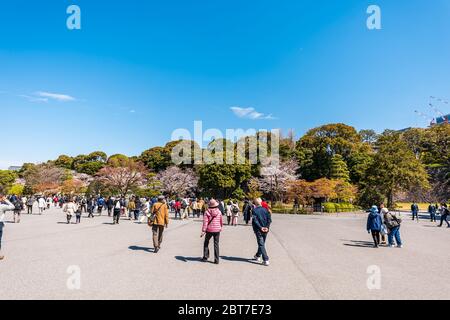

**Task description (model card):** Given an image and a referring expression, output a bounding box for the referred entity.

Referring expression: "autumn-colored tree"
[23,163,65,194]
[61,179,86,195]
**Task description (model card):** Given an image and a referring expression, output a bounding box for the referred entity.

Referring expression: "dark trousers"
[254,230,269,262]
[67,215,72,224]
[227,216,231,225]
[80,205,86,213]
[107,207,112,216]
[371,231,381,246]
[439,213,450,227]
[113,209,120,224]
[76,214,81,224]
[27,206,32,214]
[87,209,94,218]
[134,210,140,220]
[175,209,181,219]
[412,211,419,221]
[152,225,165,249]
[430,213,436,222]
[203,232,220,263]
[98,206,103,214]
[0,222,4,251]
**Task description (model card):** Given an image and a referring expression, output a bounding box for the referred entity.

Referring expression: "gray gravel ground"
[0,207,449,300]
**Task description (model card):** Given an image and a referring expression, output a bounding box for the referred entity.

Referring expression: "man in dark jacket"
[252,198,272,266]
[438,203,450,228]
[411,203,419,222]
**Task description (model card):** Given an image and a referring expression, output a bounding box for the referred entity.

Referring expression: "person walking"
[75,204,82,224]
[97,196,105,215]
[12,197,23,223]
[428,203,437,222]
[252,198,272,266]
[174,199,181,220]
[87,197,95,218]
[243,199,253,225]
[46,197,52,210]
[26,197,34,214]
[225,201,233,225]
[201,199,223,264]
[383,208,403,248]
[148,196,169,253]
[127,198,136,221]
[438,203,450,228]
[106,197,114,217]
[63,198,78,224]
[231,201,239,226]
[113,198,121,225]
[367,206,382,248]
[38,197,46,214]
[0,193,15,260]
[411,202,419,222]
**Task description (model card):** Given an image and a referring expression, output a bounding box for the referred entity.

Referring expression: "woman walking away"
[383,209,403,248]
[75,204,82,224]
[367,206,382,248]
[13,198,23,223]
[243,199,253,225]
[38,197,46,214]
[63,198,78,224]
[201,199,223,264]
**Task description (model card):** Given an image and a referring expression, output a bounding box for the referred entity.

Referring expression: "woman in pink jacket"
[201,199,223,264]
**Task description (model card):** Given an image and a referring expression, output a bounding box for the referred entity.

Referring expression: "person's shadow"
[342,240,377,248]
[220,256,261,265]
[175,256,203,263]
[129,245,154,253]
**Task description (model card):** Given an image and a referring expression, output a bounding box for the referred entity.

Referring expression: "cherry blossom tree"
[156,166,198,197]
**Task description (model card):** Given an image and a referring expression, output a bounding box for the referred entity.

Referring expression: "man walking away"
[148,196,169,253]
[411,202,419,222]
[0,194,15,260]
[113,198,121,225]
[252,198,272,266]
[438,203,450,228]
[26,197,34,214]
[383,209,403,248]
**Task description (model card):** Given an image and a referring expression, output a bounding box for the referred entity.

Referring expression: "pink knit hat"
[208,199,219,208]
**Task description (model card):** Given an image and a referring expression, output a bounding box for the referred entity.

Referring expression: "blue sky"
[1,0,449,168]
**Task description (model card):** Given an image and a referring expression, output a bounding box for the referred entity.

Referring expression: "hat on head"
[158,195,165,201]
[208,199,219,208]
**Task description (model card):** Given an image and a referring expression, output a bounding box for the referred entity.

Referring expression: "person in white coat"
[63,199,78,224]
[0,193,15,260]
[38,197,46,214]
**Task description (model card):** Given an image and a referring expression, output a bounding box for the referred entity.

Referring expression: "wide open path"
[1,207,449,300]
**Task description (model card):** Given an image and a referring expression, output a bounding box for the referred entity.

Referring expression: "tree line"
[1,123,447,209]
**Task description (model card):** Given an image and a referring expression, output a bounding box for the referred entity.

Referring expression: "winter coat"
[367,207,382,232]
[202,208,223,233]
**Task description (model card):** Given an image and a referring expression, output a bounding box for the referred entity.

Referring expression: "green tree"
[0,170,18,193]
[359,132,430,208]
[54,155,74,169]
[330,154,350,182]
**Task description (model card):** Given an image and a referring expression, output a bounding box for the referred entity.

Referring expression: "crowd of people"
[366,202,450,248]
[0,192,273,266]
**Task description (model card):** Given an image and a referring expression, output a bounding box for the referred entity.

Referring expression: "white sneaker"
[397,245,403,248]
[388,245,395,248]
[263,260,270,266]
[253,256,262,262]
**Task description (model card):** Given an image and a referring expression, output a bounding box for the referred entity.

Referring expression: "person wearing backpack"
[201,199,223,264]
[26,197,34,214]
[113,198,121,225]
[411,202,419,222]
[438,203,450,228]
[367,206,382,248]
[12,197,23,223]
[148,196,169,253]
[383,208,403,248]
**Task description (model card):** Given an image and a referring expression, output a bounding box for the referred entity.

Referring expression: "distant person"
[148,196,169,253]
[378,203,388,245]
[367,206,382,248]
[427,203,437,223]
[411,202,419,222]
[231,201,239,226]
[106,197,114,217]
[87,197,95,218]
[113,198,121,225]
[201,199,223,265]
[38,197,46,214]
[438,203,450,228]
[252,198,272,266]
[383,208,403,248]
[12,197,23,223]
[243,199,253,225]
[97,196,105,215]
[63,198,78,224]
[26,197,34,214]
[0,193,15,260]
[226,201,233,225]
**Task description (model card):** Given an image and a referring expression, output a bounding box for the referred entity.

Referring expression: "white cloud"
[19,94,49,103]
[230,107,276,120]
[35,91,76,102]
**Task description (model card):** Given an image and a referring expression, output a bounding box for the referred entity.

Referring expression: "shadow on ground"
[129,245,154,253]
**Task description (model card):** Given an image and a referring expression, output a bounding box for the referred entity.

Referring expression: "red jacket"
[202,208,223,233]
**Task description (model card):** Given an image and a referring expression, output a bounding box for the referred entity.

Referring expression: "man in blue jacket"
[367,205,382,248]
[252,198,272,266]
[411,203,419,222]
